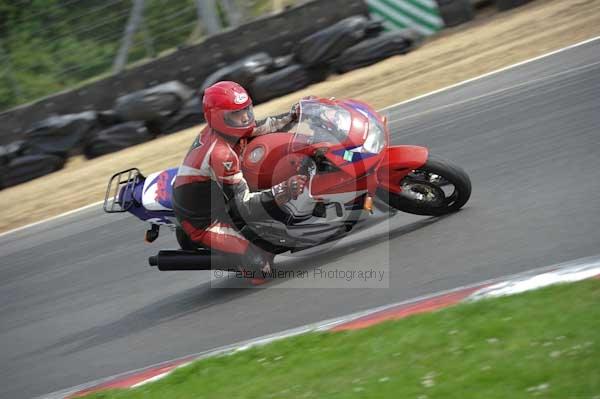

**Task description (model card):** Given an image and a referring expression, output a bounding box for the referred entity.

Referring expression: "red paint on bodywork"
[332,286,483,331]
[377,145,429,194]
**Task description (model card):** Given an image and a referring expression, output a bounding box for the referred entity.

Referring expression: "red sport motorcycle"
[104,97,471,271]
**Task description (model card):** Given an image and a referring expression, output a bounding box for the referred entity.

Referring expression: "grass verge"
[84,279,600,398]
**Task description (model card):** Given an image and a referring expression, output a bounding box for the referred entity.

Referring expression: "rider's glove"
[272,175,308,206]
[291,96,317,121]
[290,102,300,121]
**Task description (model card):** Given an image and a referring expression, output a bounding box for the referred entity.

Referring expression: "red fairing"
[243,98,391,196]
[242,133,301,190]
[377,145,429,194]
[310,173,371,196]
[243,98,428,200]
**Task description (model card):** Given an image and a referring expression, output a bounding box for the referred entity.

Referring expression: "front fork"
[374,145,429,194]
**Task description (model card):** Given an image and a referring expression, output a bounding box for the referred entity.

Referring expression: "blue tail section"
[123,167,178,226]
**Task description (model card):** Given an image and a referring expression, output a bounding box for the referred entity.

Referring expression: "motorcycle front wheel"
[377,156,472,216]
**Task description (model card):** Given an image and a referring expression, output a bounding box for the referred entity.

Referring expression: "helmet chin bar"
[213,128,245,143]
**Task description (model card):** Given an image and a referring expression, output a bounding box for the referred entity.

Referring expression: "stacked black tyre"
[0,141,65,189]
[0,112,99,189]
[436,0,474,27]
[496,0,532,11]
[83,122,154,159]
[202,15,424,106]
[332,29,424,73]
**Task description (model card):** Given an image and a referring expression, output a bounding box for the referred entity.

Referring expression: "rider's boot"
[239,246,275,285]
[251,255,275,285]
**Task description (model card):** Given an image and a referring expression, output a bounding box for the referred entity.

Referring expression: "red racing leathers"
[172,113,296,267]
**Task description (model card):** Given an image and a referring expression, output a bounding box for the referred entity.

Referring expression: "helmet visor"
[223,105,254,128]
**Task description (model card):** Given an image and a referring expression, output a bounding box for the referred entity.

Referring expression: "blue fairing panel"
[128,167,178,226]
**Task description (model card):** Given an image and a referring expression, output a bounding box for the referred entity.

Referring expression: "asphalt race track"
[1,39,599,399]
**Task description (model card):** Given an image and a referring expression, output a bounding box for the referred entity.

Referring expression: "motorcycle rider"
[172,81,307,276]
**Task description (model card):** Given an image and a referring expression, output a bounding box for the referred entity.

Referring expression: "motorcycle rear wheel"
[377,156,471,216]
[176,227,197,250]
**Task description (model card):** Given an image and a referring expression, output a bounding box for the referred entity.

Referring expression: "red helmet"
[202,81,255,139]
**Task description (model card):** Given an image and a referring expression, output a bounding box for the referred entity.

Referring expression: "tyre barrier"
[437,0,475,27]
[0,153,65,190]
[4,0,508,190]
[496,0,532,11]
[83,122,155,159]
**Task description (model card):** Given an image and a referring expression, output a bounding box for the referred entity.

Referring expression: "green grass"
[85,279,600,398]
[0,0,297,111]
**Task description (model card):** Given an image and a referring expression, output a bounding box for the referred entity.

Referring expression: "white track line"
[3,35,600,240]
[0,200,104,239]
[131,371,173,388]
[388,60,600,124]
[380,35,600,111]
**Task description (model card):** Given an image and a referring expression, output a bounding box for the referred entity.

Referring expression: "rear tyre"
[377,156,471,216]
[176,227,197,250]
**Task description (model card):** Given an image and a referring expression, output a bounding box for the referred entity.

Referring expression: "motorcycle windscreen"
[290,100,352,153]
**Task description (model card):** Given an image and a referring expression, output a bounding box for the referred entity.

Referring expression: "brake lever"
[301,157,317,201]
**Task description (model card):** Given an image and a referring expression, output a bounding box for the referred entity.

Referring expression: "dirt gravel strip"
[38,256,600,399]
[2,0,599,234]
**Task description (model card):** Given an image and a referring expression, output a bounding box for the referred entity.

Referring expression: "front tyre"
[377,156,471,216]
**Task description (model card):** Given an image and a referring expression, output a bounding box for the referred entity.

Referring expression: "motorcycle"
[103,97,471,271]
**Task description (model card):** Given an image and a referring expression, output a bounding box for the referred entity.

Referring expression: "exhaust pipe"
[148,250,236,271]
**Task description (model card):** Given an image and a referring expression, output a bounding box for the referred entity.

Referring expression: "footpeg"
[144,224,160,243]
